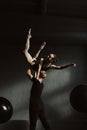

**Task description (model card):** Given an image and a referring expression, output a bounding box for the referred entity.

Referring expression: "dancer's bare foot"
[28,28,31,35]
[40,42,46,50]
[28,28,32,39]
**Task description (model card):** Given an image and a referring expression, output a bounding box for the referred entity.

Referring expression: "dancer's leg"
[33,42,46,59]
[25,28,31,51]
[39,103,51,130]
[24,41,46,65]
[24,50,34,65]
[24,29,46,65]
[29,108,38,130]
[24,29,35,65]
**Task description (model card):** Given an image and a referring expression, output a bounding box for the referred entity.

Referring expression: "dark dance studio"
[0,0,87,130]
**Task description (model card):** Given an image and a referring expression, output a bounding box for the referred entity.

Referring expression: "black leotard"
[29,78,44,110]
[29,78,51,130]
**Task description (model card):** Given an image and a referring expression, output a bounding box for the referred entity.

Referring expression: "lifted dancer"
[24,29,76,72]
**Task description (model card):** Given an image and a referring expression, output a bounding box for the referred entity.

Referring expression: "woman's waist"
[30,97,42,102]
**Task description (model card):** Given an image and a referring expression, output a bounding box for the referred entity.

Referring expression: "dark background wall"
[0,0,87,130]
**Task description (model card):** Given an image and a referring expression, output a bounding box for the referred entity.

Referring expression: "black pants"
[29,100,51,130]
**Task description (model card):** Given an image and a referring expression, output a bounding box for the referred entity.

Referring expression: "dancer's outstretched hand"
[71,63,76,67]
[73,63,76,67]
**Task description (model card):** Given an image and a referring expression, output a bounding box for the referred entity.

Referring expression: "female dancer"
[24,29,76,72]
[27,58,51,130]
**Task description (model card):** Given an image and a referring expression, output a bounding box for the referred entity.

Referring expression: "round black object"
[0,97,13,123]
[70,84,87,113]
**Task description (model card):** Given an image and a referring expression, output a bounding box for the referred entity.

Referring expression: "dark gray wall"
[47,0,87,17]
[0,13,87,129]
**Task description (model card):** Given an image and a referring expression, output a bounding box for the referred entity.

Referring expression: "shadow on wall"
[0,120,28,130]
[70,84,87,113]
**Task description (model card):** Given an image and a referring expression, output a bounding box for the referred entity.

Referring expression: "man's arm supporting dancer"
[27,58,45,81]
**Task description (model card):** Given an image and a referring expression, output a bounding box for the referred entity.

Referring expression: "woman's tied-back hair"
[40,71,46,78]
[49,53,57,62]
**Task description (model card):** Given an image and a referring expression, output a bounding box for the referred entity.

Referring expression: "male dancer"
[27,58,51,130]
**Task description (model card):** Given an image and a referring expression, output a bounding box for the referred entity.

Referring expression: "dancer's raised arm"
[50,63,76,69]
[27,69,33,80]
[36,58,44,79]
